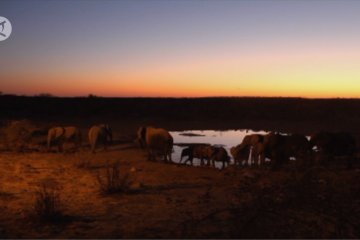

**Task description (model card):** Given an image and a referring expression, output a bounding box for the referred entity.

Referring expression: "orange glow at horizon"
[1,41,360,98]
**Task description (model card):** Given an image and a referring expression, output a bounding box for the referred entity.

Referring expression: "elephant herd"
[231,131,357,170]
[46,124,358,170]
[135,126,231,168]
[47,124,113,153]
[135,126,358,170]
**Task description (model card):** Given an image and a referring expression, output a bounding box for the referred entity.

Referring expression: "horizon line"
[1,93,360,100]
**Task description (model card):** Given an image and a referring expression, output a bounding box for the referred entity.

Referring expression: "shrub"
[34,184,62,221]
[97,162,132,194]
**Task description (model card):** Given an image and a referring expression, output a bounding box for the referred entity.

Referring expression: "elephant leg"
[250,154,255,166]
[168,152,172,162]
[47,141,52,152]
[260,154,265,167]
[164,151,168,162]
[255,154,260,167]
[104,142,107,151]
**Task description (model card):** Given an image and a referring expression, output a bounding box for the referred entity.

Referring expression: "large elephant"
[180,144,213,166]
[210,146,230,169]
[262,132,289,169]
[263,132,311,169]
[230,144,251,166]
[88,124,113,153]
[310,131,356,168]
[136,126,173,162]
[242,134,265,147]
[232,134,265,166]
[47,126,82,152]
[285,133,312,165]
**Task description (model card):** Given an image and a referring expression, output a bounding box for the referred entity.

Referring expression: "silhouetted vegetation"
[1,96,360,135]
[97,162,133,194]
[33,184,63,221]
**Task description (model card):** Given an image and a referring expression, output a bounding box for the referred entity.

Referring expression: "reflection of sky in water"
[170,129,268,168]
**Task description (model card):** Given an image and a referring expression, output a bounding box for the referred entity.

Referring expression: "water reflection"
[170,129,268,168]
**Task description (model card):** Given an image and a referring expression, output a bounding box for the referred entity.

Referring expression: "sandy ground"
[0,131,360,238]
[0,102,360,239]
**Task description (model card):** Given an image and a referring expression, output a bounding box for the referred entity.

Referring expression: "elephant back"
[211,147,230,163]
[63,126,80,140]
[145,127,173,151]
[311,131,356,156]
[48,127,66,139]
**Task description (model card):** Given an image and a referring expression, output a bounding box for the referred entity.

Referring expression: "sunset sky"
[1,0,360,98]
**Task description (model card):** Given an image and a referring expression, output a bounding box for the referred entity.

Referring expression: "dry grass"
[33,184,62,221]
[97,162,133,194]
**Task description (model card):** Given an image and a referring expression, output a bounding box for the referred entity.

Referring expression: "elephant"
[180,144,213,166]
[88,124,113,153]
[262,132,311,169]
[284,133,312,166]
[251,141,266,166]
[310,131,356,168]
[230,144,251,166]
[262,132,289,169]
[210,146,230,169]
[136,126,173,162]
[233,134,265,167]
[47,126,82,152]
[242,134,265,147]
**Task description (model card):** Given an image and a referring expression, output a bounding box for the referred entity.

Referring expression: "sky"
[0,0,360,98]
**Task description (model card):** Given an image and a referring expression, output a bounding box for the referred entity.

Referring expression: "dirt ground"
[0,118,360,239]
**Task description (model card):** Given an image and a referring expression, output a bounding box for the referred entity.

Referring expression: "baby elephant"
[210,146,230,169]
[180,144,213,166]
[88,124,113,153]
